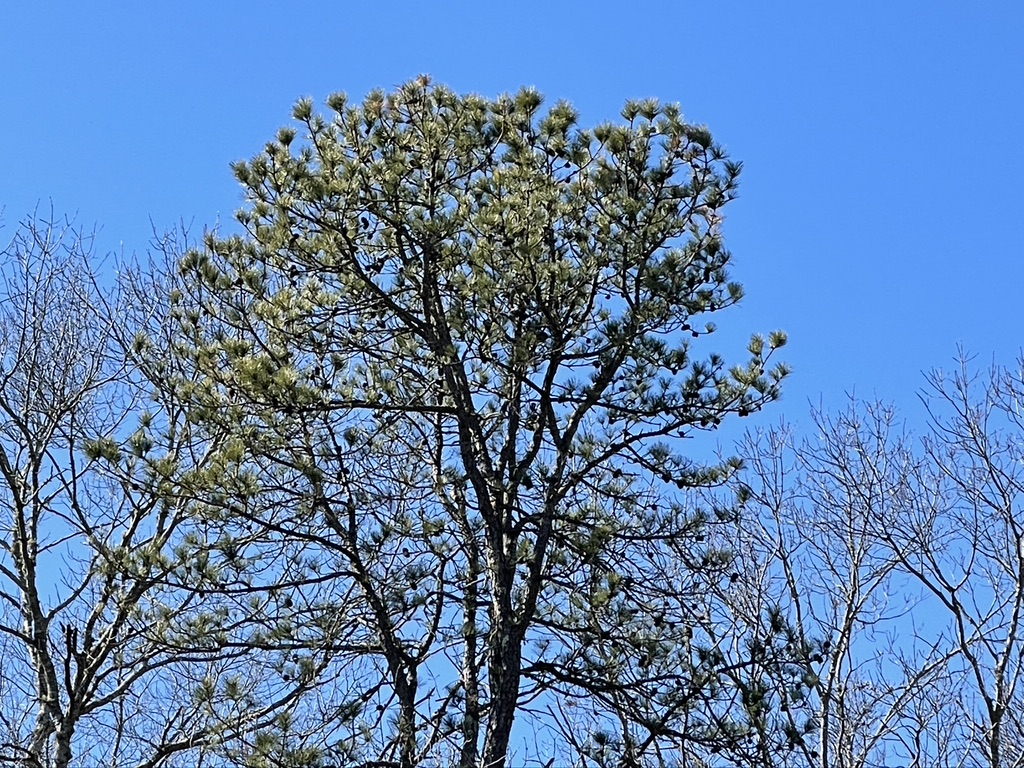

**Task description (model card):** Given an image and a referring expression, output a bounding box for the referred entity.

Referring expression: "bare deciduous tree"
[892,358,1024,768]
[731,354,1024,768]
[731,404,959,768]
[0,213,318,768]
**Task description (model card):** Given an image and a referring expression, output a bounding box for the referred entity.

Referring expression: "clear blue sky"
[2,1,1022,420]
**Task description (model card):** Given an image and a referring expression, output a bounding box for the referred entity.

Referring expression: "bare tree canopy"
[0,213,338,768]
[733,354,1024,768]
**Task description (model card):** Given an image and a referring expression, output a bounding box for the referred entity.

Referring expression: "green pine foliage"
[147,77,791,768]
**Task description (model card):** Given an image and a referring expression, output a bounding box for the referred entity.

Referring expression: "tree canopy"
[130,77,790,767]
[8,78,1022,768]
[0,214,312,768]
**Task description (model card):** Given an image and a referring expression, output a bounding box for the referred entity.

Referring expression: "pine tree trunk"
[481,627,523,768]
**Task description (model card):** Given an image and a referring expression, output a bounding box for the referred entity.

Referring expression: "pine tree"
[149,77,790,768]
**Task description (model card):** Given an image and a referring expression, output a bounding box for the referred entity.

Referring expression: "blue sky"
[2,1,1022,423]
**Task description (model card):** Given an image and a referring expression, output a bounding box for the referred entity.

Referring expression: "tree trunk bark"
[480,627,524,768]
[458,552,482,768]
